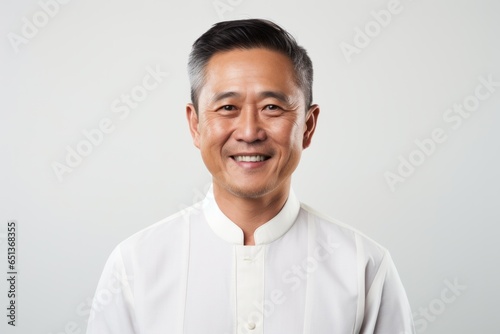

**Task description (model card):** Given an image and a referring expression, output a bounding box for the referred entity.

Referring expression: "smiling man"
[86,19,415,334]
[186,46,318,246]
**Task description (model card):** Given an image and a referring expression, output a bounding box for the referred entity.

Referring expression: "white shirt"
[86,187,415,334]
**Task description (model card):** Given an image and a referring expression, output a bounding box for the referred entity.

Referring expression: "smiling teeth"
[234,155,267,162]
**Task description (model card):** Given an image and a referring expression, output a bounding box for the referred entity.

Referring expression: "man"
[86,19,415,333]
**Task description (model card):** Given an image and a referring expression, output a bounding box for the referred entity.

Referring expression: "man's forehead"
[199,48,301,99]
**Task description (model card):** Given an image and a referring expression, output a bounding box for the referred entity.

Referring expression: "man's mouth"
[231,155,271,162]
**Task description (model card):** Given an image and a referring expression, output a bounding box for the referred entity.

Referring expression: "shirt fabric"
[86,186,415,334]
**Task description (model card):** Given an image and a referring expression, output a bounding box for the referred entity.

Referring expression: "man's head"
[186,19,319,201]
[188,19,314,113]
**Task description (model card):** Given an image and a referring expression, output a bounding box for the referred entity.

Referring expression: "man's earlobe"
[186,103,201,148]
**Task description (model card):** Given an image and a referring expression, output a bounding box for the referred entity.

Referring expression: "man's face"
[187,48,319,200]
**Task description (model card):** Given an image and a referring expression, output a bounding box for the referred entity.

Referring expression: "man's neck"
[212,183,289,246]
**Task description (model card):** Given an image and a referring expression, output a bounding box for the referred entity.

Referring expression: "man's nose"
[233,106,267,143]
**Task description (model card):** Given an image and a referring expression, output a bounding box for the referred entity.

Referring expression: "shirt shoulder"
[298,202,390,279]
[115,199,206,259]
[300,202,387,248]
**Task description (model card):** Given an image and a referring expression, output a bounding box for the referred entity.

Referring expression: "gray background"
[1,0,499,333]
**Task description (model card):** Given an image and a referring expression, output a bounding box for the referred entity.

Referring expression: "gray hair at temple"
[187,19,314,114]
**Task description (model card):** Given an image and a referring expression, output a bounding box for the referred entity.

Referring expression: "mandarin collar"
[203,185,300,245]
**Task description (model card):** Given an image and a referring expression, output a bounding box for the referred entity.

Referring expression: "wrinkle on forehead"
[199,48,305,110]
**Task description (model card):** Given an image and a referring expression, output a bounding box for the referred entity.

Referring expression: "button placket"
[235,245,265,334]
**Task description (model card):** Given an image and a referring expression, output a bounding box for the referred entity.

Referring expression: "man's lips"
[230,154,271,162]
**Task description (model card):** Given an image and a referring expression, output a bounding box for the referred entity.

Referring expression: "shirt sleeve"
[360,250,415,334]
[85,245,138,334]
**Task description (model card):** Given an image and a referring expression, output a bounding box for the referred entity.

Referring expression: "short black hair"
[187,19,314,113]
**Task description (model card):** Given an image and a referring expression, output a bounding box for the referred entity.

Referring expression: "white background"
[1,0,499,333]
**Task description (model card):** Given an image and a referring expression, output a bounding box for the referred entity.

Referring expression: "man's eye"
[220,105,236,111]
[264,105,281,111]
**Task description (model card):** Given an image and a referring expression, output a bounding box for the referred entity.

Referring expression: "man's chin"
[222,182,274,200]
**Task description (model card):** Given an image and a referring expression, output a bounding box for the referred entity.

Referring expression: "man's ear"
[186,103,201,148]
[303,104,320,149]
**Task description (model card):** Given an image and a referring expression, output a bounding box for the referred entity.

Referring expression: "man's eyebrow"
[211,91,241,103]
[210,91,293,105]
[258,91,293,105]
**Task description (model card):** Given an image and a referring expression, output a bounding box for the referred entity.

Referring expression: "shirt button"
[247,322,256,330]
